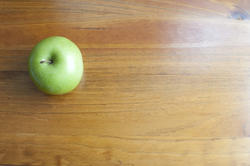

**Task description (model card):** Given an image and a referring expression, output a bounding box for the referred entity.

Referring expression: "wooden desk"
[1,0,250,165]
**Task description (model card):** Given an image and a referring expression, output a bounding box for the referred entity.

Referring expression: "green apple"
[28,36,83,95]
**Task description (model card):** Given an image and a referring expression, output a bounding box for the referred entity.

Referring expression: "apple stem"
[40,60,53,64]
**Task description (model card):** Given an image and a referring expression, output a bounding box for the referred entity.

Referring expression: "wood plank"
[2,0,250,165]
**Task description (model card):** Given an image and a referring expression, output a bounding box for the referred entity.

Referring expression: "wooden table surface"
[2,0,250,165]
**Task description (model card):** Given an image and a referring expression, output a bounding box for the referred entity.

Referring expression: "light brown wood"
[1,0,250,165]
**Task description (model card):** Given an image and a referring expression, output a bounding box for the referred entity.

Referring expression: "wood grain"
[1,0,250,165]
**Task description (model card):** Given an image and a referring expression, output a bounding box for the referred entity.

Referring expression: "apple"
[28,36,83,95]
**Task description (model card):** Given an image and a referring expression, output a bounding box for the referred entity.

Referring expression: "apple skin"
[28,36,83,95]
